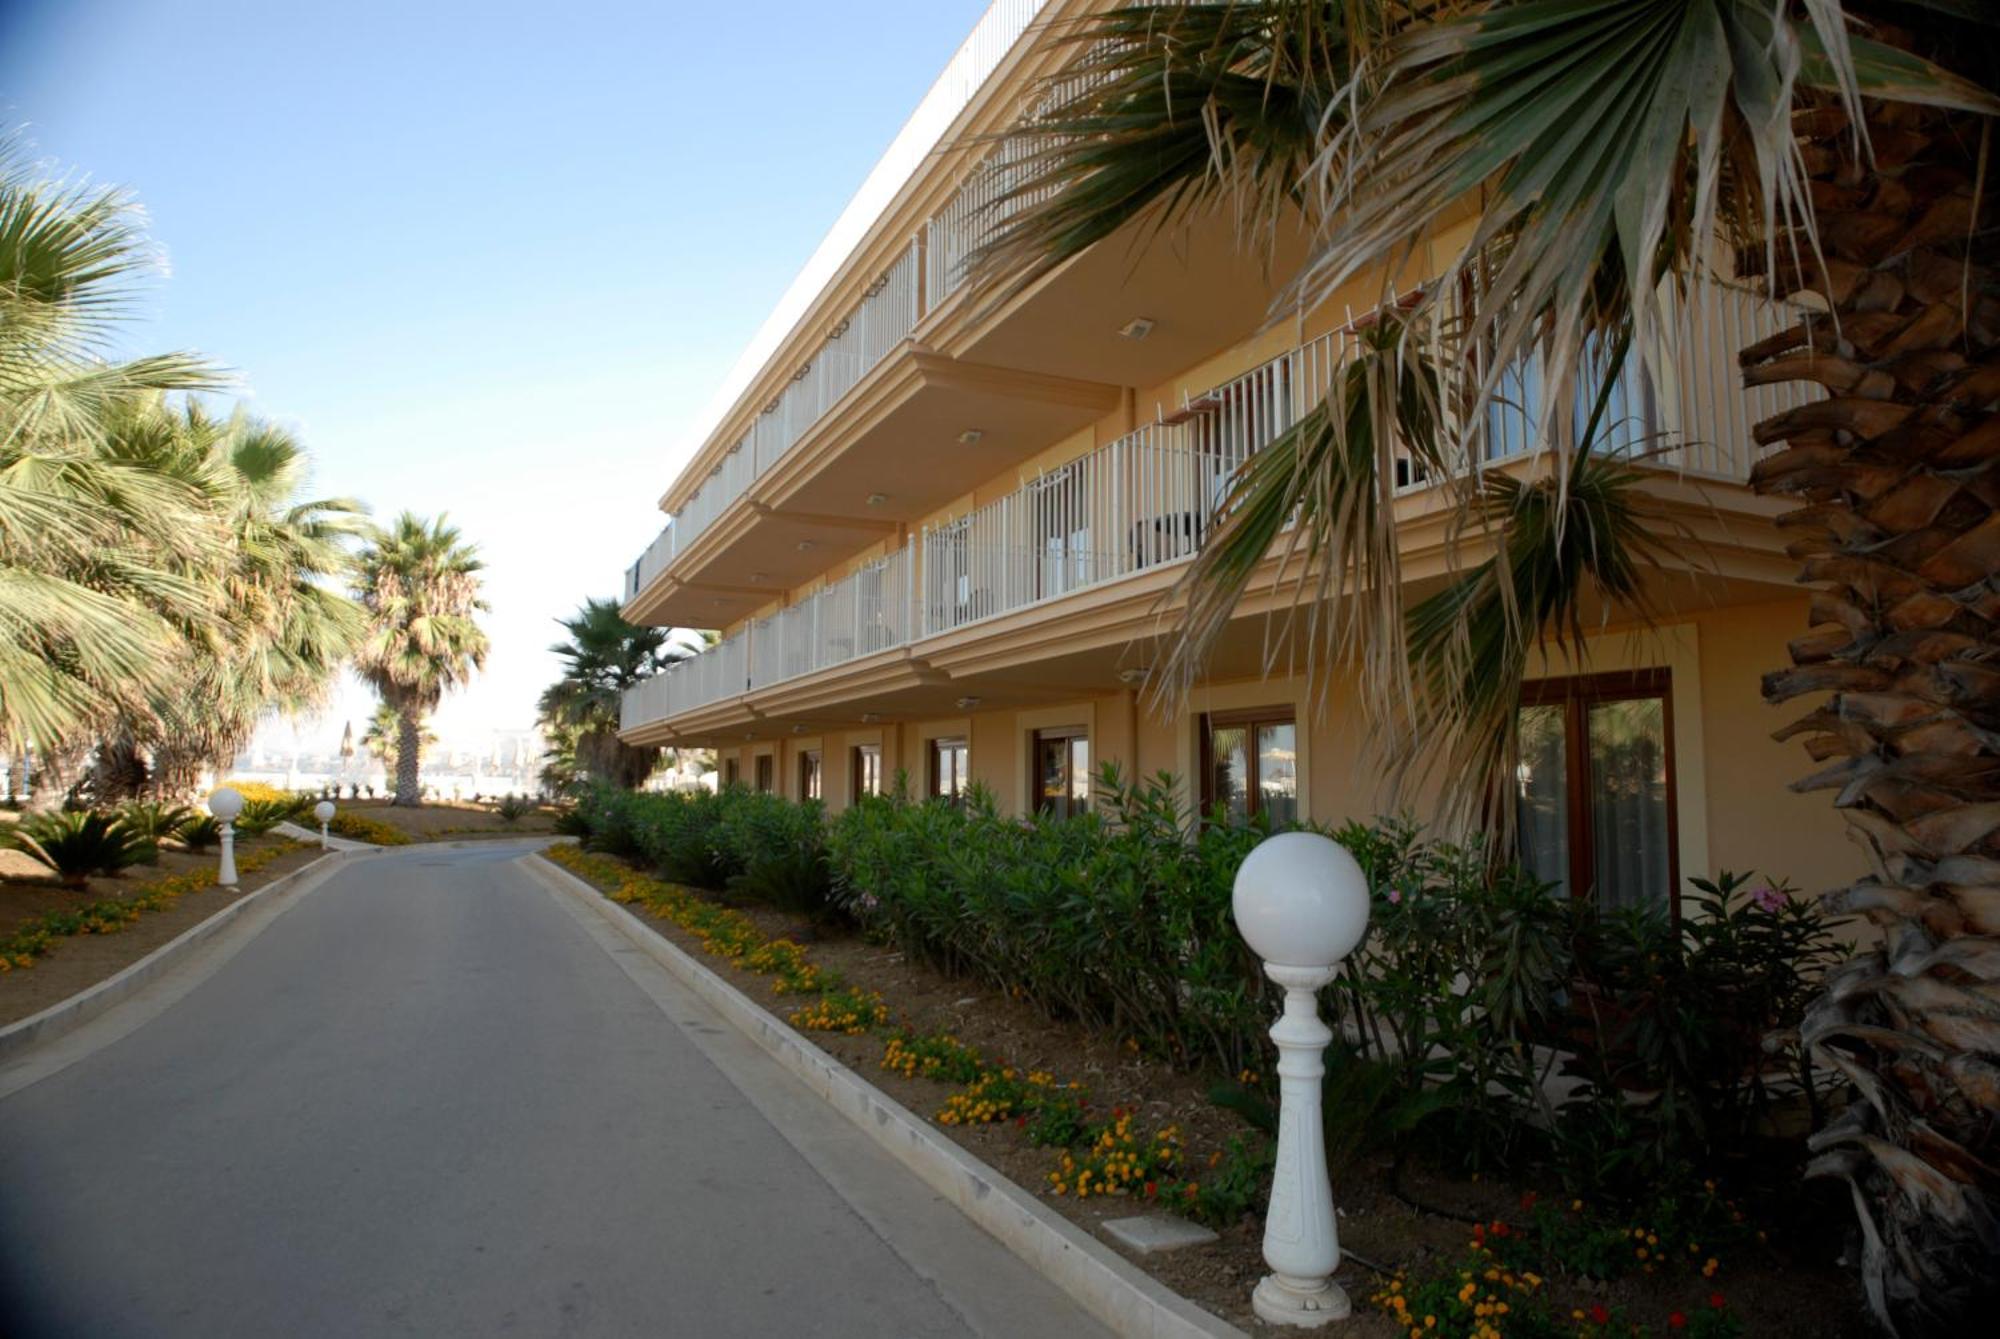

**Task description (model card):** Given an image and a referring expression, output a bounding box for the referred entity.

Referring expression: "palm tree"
[975,4,1997,1331]
[0,139,224,784]
[353,513,488,806]
[361,701,433,770]
[536,598,690,790]
[87,397,365,798]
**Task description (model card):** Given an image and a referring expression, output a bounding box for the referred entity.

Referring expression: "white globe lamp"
[206,786,244,887]
[1231,831,1372,1328]
[313,799,336,850]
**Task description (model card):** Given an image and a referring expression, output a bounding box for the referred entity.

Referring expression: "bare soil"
[0,835,328,1026]
[339,797,558,840]
[544,853,1869,1338]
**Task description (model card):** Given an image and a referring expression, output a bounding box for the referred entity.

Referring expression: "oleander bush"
[561,772,1848,1202]
[829,766,1268,1075]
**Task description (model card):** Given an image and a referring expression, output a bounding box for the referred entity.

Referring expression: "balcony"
[622,277,1810,740]
[620,548,918,731]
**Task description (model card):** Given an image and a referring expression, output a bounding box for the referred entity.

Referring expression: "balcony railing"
[749,547,915,690]
[632,243,925,588]
[623,278,1811,733]
[619,629,750,733]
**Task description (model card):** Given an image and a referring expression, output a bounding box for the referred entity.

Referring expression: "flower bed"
[541,838,1865,1337]
[1,839,305,972]
[324,812,413,846]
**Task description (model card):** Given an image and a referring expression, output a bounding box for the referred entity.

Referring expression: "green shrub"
[632,788,733,886]
[5,811,152,887]
[493,793,534,824]
[828,765,1269,1075]
[179,815,222,851]
[557,773,1843,1205]
[1554,872,1847,1199]
[231,798,296,837]
[715,790,834,919]
[117,801,194,845]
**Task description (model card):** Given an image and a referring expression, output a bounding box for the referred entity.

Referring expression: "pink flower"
[1386,888,1402,905]
[1750,884,1786,912]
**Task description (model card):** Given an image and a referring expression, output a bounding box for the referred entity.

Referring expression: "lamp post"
[313,800,336,850]
[207,786,244,888]
[1232,831,1372,1329]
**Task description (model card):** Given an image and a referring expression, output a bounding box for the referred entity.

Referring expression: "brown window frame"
[851,743,882,799]
[754,753,774,794]
[1518,668,1679,912]
[723,758,739,789]
[929,735,969,802]
[1032,725,1091,820]
[797,749,821,801]
[1198,706,1297,824]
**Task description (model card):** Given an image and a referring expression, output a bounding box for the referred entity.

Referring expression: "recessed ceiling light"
[957,429,984,446]
[791,724,808,735]
[750,571,768,582]
[866,492,889,506]
[1117,667,1151,686]
[1118,317,1156,341]
[955,696,981,711]
[797,540,816,552]
[859,713,880,724]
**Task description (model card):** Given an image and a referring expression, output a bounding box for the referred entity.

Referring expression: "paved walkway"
[0,842,1108,1338]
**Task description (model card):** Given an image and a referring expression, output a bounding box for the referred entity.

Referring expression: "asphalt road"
[0,841,1110,1338]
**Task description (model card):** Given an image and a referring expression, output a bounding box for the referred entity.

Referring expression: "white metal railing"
[923,40,1115,307]
[622,277,1812,730]
[619,629,751,731]
[628,243,922,591]
[626,522,679,604]
[749,547,915,690]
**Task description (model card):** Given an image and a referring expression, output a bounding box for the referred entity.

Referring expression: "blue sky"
[0,0,989,756]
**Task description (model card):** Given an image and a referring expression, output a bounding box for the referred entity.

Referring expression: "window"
[1200,709,1298,827]
[852,744,882,798]
[929,736,969,802]
[723,758,739,788]
[1033,727,1091,819]
[798,749,821,801]
[1516,670,1677,913]
[754,753,773,794]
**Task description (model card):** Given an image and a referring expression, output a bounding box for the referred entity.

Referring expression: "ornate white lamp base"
[1254,1274,1352,1328]
[1255,961,1346,1328]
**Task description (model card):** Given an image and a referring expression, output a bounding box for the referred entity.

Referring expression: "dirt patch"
[337,798,556,841]
[0,837,330,1026]
[544,855,1868,1338]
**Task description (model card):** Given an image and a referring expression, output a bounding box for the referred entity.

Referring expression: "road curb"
[0,847,358,1064]
[527,852,1245,1339]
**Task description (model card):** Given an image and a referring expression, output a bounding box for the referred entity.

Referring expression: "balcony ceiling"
[769,353,1122,521]
[642,352,1121,627]
[936,205,1315,392]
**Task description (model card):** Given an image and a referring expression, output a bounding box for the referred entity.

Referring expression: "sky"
[0,0,990,757]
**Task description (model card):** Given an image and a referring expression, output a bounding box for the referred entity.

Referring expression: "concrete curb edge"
[0,847,357,1064]
[527,852,1245,1339]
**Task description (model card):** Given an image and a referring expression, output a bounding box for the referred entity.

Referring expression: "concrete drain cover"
[1100,1215,1220,1255]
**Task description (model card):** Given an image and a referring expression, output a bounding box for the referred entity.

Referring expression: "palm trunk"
[1746,91,1999,1335]
[394,709,423,808]
[22,744,86,814]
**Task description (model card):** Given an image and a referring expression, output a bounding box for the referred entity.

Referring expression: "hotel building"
[616,0,1846,912]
